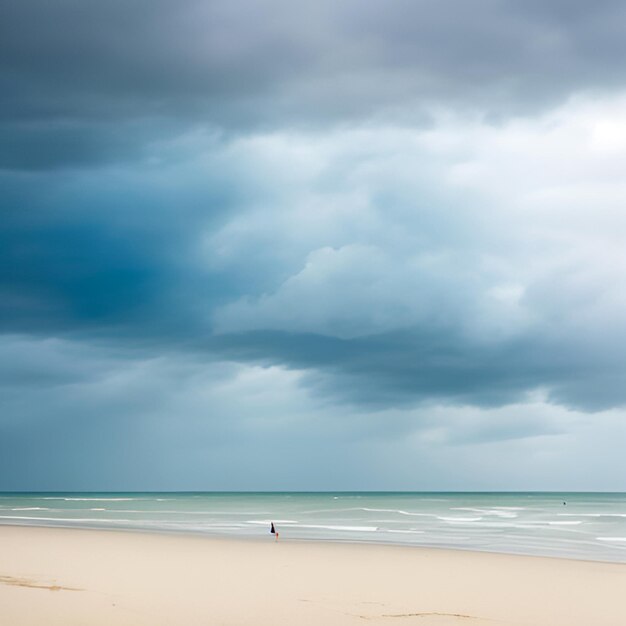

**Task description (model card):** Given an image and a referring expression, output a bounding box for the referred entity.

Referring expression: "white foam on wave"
[11,507,49,511]
[0,516,233,530]
[438,516,483,523]
[41,497,135,502]
[361,507,434,517]
[246,519,298,525]
[303,507,434,517]
[451,507,518,518]
[297,524,378,532]
[64,498,135,502]
[558,513,626,518]
[492,507,525,510]
[111,509,276,517]
[0,515,137,523]
[442,520,520,529]
[597,537,626,542]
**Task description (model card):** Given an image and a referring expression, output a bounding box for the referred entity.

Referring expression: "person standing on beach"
[270,522,279,541]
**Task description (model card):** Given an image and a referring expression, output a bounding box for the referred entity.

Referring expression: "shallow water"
[2,492,626,562]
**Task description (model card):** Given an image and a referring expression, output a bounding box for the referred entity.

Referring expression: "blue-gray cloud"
[3,111,626,415]
[1,334,624,492]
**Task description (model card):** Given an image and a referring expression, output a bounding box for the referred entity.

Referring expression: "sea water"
[1,492,626,562]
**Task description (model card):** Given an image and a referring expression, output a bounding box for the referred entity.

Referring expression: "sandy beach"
[1,525,625,626]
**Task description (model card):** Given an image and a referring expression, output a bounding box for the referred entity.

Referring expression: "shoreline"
[3,492,626,564]
[1,519,625,566]
[2,525,626,625]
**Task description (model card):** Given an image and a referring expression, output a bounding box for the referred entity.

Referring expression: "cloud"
[2,94,626,413]
[205,95,626,411]
[0,135,243,336]
[2,335,626,490]
[3,0,626,169]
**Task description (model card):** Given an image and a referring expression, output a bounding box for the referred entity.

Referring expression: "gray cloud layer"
[3,0,626,169]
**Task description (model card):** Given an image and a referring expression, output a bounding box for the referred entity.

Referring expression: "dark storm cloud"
[0,217,159,332]
[209,328,626,413]
[0,119,172,170]
[0,148,244,337]
[3,0,626,169]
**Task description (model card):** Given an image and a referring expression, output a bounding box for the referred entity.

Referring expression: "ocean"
[2,492,626,562]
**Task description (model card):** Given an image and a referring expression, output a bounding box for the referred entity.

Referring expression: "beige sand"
[1,525,625,626]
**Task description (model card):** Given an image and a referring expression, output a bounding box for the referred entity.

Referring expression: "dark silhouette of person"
[270,522,279,540]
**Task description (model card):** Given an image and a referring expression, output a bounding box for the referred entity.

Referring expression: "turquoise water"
[2,492,626,562]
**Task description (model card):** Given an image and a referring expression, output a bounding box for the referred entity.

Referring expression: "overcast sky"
[2,0,626,491]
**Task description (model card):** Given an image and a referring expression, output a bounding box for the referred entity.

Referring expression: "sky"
[2,0,626,491]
